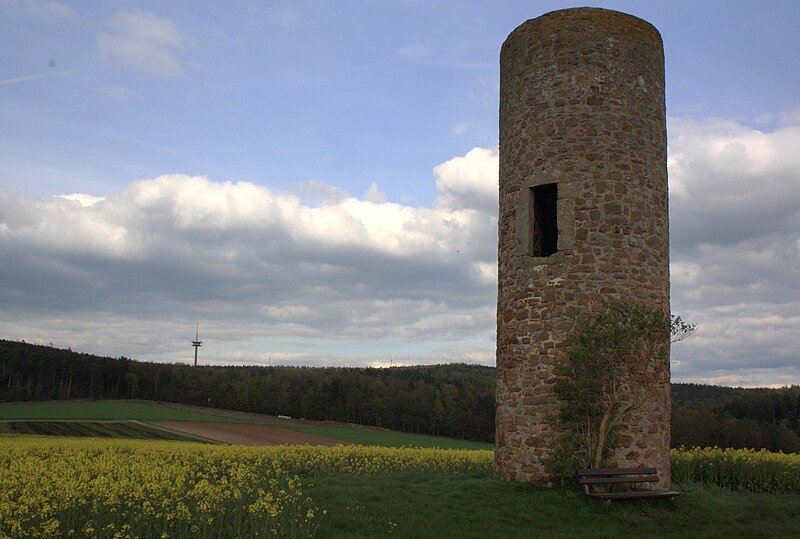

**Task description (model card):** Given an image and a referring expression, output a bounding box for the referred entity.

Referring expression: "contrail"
[0,67,98,87]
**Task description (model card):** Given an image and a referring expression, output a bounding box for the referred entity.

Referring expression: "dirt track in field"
[154,422,349,446]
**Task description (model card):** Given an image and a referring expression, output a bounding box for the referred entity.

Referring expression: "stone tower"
[495,8,671,487]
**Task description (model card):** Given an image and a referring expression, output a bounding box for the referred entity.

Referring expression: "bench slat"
[589,490,681,500]
[577,467,657,476]
[580,475,659,485]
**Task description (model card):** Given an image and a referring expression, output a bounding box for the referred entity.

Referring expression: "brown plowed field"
[154,421,348,446]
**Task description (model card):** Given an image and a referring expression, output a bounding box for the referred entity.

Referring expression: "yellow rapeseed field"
[0,435,493,538]
[671,446,800,494]
[0,436,317,538]
[262,444,493,476]
[8,432,795,538]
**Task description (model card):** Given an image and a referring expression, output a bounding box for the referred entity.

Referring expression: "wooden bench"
[577,467,681,501]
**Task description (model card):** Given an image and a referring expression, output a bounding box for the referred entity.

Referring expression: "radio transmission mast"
[191,324,202,367]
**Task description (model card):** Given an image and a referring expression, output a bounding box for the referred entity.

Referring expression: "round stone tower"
[495,8,671,487]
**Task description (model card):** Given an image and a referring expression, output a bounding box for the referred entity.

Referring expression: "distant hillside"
[2,339,798,451]
[0,339,494,443]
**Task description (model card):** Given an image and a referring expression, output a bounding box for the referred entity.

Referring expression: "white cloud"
[434,146,498,213]
[288,180,349,206]
[668,118,800,242]
[0,148,499,365]
[98,11,188,77]
[363,182,387,203]
[754,108,800,127]
[1,191,131,258]
[668,115,800,386]
[99,85,138,101]
[58,193,105,207]
[452,121,472,135]
[471,261,496,286]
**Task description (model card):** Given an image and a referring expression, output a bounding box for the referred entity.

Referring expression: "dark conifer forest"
[2,339,798,451]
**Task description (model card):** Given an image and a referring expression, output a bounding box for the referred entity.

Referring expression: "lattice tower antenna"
[191,324,202,367]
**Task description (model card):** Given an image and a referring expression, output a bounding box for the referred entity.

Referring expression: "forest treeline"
[672,383,800,452]
[2,339,799,451]
[0,340,494,442]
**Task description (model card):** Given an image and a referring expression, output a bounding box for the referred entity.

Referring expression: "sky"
[1,0,798,387]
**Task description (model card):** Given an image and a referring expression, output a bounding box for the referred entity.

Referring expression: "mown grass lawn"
[0,400,239,422]
[308,472,800,538]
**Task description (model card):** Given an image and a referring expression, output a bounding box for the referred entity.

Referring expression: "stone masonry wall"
[495,8,671,488]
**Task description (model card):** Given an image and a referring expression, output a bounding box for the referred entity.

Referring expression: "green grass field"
[0,400,492,449]
[0,400,239,422]
[308,472,800,538]
[289,424,493,450]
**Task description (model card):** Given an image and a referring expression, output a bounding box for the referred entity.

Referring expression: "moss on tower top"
[502,7,663,59]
